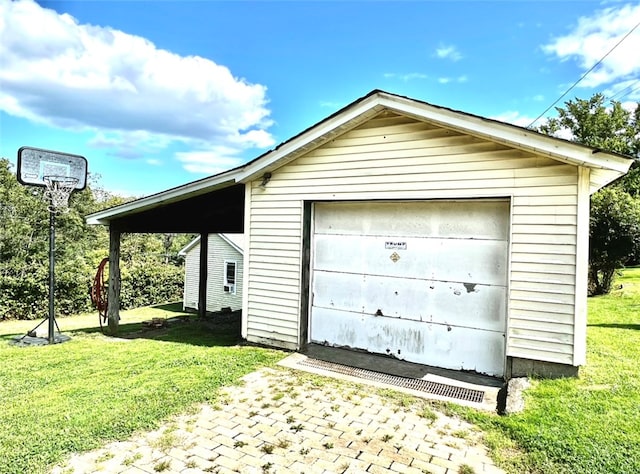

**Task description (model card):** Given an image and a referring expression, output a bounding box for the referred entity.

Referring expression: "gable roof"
[87,90,634,226]
[178,233,244,257]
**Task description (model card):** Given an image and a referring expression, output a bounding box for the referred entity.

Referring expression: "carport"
[87,178,246,332]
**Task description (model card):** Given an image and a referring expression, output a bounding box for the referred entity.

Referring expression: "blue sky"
[1,0,639,197]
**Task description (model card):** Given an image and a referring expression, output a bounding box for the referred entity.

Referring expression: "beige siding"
[244,199,302,347]
[183,235,244,313]
[245,111,580,364]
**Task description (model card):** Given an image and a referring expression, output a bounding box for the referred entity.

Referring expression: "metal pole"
[48,208,55,344]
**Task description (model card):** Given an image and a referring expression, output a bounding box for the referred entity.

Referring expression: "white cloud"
[0,0,275,171]
[542,3,640,88]
[435,44,462,61]
[319,101,343,109]
[88,130,174,159]
[490,111,539,128]
[384,72,429,82]
[437,75,468,85]
[175,149,246,175]
[554,128,575,141]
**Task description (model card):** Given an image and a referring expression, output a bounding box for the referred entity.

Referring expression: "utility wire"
[607,80,640,102]
[528,19,640,128]
[613,82,640,103]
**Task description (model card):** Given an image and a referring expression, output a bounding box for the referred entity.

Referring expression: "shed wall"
[183,245,200,309]
[244,112,580,364]
[183,235,244,313]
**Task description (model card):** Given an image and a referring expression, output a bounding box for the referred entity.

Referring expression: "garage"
[89,90,633,379]
[310,200,510,377]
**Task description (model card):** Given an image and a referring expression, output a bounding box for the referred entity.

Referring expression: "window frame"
[223,260,237,294]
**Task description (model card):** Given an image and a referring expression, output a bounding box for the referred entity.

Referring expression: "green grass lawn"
[456,267,640,474]
[2,270,639,474]
[0,304,284,474]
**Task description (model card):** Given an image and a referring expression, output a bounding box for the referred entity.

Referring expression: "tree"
[0,158,188,320]
[539,93,640,195]
[538,94,640,294]
[589,188,640,295]
[538,94,640,156]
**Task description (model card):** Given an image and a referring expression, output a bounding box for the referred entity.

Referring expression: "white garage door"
[310,200,509,377]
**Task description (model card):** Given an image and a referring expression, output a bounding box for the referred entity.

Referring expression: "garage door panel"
[311,200,508,377]
[313,270,506,332]
[314,234,508,286]
[311,307,505,376]
[314,201,510,240]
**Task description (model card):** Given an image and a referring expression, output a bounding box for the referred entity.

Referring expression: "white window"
[223,260,237,294]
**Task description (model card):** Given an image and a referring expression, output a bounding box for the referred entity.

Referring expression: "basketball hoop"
[15,147,88,345]
[43,176,79,212]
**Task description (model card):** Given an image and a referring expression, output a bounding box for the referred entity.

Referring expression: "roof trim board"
[376,94,631,171]
[86,90,634,225]
[86,177,238,225]
[178,236,201,256]
[220,233,244,253]
[178,233,244,257]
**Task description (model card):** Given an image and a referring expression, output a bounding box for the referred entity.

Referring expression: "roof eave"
[178,236,201,256]
[376,93,633,174]
[219,233,244,254]
[87,90,635,225]
[86,174,240,225]
[237,90,632,185]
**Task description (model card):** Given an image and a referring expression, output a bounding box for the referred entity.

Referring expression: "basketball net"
[43,176,79,212]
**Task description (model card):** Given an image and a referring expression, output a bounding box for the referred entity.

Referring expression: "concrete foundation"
[508,357,579,379]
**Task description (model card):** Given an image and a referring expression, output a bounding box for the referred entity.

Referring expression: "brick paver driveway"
[51,363,504,474]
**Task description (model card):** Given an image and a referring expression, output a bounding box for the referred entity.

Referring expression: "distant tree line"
[538,94,640,295]
[0,159,194,320]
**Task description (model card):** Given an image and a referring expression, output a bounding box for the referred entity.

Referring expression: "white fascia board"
[180,234,243,257]
[178,236,201,257]
[378,94,633,174]
[86,174,240,225]
[87,90,634,227]
[237,91,631,184]
[219,233,244,254]
[236,96,385,183]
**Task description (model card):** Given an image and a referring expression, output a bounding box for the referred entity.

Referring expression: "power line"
[528,19,640,128]
[607,80,640,102]
[614,83,640,103]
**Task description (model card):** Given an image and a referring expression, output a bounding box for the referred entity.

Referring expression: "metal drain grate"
[299,358,485,404]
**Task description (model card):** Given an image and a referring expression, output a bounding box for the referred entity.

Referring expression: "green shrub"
[120,261,184,310]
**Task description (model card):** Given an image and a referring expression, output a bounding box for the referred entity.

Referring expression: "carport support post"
[107,226,121,335]
[198,233,208,319]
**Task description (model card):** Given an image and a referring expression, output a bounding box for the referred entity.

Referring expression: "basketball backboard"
[17,147,88,190]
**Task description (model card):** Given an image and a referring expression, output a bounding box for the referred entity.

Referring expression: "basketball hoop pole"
[48,207,56,344]
[43,177,78,343]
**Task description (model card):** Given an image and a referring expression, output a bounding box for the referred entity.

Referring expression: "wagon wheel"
[90,258,109,333]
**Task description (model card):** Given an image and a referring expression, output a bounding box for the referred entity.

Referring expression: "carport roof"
[86,89,634,232]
